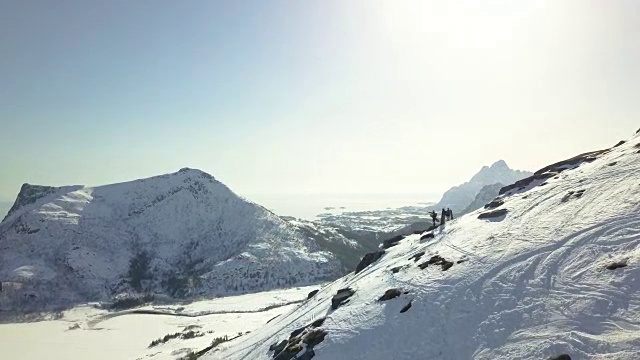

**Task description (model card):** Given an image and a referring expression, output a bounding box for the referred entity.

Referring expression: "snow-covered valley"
[0,286,320,360]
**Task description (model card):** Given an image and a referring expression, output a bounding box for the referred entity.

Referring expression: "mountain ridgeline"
[0,168,371,314]
[433,160,532,212]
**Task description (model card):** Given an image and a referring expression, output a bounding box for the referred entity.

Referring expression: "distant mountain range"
[0,168,374,314]
[432,160,532,212]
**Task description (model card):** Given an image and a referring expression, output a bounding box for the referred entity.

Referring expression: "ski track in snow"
[207,134,640,360]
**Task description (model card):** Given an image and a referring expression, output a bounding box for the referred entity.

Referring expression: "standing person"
[448,208,454,220]
[430,210,438,226]
[441,208,447,225]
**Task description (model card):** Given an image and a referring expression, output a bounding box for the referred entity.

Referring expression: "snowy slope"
[435,160,531,211]
[0,169,362,314]
[207,135,640,360]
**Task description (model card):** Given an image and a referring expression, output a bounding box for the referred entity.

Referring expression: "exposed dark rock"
[549,355,571,360]
[409,251,426,262]
[355,251,385,274]
[303,329,327,347]
[606,261,627,270]
[311,317,326,327]
[500,149,607,196]
[608,162,617,166]
[390,266,402,274]
[266,314,281,324]
[307,289,319,299]
[378,288,402,302]
[418,255,454,271]
[563,189,585,202]
[613,140,626,148]
[457,259,467,264]
[382,234,405,249]
[271,327,327,360]
[290,327,305,339]
[400,301,412,313]
[270,340,288,354]
[478,208,508,219]
[331,288,355,310]
[420,233,434,241]
[484,198,504,209]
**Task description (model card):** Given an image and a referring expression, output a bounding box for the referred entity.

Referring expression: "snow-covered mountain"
[0,168,366,314]
[206,133,640,360]
[0,201,11,221]
[434,160,531,212]
[460,182,505,216]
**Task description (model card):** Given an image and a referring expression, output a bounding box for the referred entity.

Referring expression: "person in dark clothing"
[447,208,453,220]
[430,210,438,226]
[441,208,447,225]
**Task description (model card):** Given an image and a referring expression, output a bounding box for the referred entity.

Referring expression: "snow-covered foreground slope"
[0,286,318,360]
[207,135,640,360]
[0,169,362,313]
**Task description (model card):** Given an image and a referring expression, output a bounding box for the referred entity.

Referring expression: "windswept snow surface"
[208,136,640,359]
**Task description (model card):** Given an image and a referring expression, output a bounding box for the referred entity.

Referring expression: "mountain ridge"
[0,168,368,314]
[433,159,532,212]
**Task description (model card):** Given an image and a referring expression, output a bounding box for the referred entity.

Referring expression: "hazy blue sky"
[1,0,638,202]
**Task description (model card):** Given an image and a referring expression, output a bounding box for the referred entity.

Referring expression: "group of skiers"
[429,208,453,226]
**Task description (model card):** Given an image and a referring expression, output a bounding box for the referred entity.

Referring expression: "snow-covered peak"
[490,159,508,169]
[0,169,368,314]
[208,131,640,360]
[435,160,532,211]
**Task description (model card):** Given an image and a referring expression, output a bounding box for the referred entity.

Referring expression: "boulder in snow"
[355,251,385,274]
[331,288,355,310]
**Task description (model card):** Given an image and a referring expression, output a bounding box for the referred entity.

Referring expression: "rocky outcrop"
[478,208,508,219]
[549,355,571,360]
[418,255,454,271]
[500,150,607,195]
[331,288,355,310]
[381,235,405,249]
[355,251,385,274]
[307,289,320,299]
[378,288,403,302]
[269,320,328,360]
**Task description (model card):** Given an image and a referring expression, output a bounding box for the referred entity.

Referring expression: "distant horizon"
[0,156,525,202]
[2,1,639,204]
